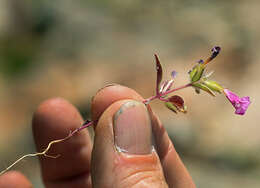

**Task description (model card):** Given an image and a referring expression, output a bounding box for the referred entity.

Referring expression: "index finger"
[32,98,92,187]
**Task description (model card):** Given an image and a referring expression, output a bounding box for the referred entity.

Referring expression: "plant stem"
[143,83,192,104]
[69,120,93,136]
[163,83,192,96]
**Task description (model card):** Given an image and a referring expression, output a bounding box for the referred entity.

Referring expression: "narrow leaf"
[154,54,163,95]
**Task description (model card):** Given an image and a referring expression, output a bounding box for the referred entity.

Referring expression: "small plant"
[0,46,251,175]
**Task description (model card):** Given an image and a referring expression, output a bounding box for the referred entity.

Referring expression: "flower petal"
[224,89,251,115]
[235,107,245,115]
[224,89,239,106]
[159,80,168,93]
[240,96,250,104]
[162,79,174,93]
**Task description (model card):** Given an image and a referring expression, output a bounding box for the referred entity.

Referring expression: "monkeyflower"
[224,89,251,115]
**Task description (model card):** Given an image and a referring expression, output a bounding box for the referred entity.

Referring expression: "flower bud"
[203,80,224,94]
[192,83,216,96]
[189,64,205,82]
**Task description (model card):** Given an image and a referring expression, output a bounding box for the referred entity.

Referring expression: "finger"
[32,98,92,187]
[150,113,196,188]
[91,84,195,187]
[0,171,32,188]
[92,99,168,187]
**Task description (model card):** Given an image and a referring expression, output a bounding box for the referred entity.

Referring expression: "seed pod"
[165,95,187,114]
[165,102,178,113]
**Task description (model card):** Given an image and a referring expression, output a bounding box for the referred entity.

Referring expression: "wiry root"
[0,135,70,176]
[0,120,93,176]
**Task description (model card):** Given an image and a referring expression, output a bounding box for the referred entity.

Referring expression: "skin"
[0,84,196,188]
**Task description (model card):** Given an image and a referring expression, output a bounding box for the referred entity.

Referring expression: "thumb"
[91,100,168,188]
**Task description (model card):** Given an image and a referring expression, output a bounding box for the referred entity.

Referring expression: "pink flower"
[224,89,251,115]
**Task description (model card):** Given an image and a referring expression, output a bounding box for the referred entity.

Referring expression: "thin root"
[0,120,93,176]
[0,133,72,176]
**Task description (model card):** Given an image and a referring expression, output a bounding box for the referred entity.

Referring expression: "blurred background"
[0,0,259,187]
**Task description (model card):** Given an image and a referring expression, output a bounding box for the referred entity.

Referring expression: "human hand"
[0,85,196,188]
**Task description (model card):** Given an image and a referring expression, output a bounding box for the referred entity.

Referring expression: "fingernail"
[97,83,118,94]
[113,100,153,155]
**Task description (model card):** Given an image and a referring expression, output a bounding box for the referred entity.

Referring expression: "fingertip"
[0,171,32,188]
[32,97,84,148]
[32,97,92,184]
[91,84,144,126]
[32,97,83,128]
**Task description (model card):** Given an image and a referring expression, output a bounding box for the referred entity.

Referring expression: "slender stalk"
[143,95,159,104]
[162,83,192,96]
[69,120,93,136]
[158,97,169,102]
[143,83,192,104]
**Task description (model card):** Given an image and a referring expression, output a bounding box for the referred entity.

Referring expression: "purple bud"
[204,46,221,65]
[198,59,204,64]
[171,70,178,79]
[211,46,221,59]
